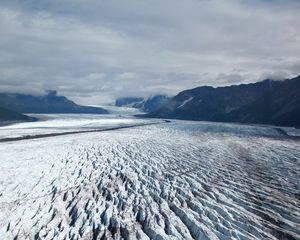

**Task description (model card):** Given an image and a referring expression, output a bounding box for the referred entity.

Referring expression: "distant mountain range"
[2,75,300,128]
[0,90,108,114]
[146,75,300,128]
[115,95,170,113]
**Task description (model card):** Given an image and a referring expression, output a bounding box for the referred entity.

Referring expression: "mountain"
[0,90,108,114]
[147,75,300,128]
[140,95,171,112]
[115,97,144,107]
[0,106,36,124]
[115,95,170,113]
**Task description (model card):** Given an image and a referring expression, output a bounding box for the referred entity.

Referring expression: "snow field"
[0,121,299,239]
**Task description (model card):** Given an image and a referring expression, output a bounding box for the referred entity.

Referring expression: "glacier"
[0,115,299,239]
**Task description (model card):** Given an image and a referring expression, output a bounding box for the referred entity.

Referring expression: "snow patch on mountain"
[177,97,194,108]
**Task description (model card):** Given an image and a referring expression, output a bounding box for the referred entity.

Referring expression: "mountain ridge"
[0,106,36,125]
[146,75,300,128]
[0,90,108,114]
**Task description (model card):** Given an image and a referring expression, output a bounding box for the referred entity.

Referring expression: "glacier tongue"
[0,121,299,240]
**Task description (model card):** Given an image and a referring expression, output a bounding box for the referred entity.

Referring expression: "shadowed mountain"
[0,106,36,124]
[0,90,108,114]
[115,95,170,113]
[115,97,144,107]
[147,75,300,128]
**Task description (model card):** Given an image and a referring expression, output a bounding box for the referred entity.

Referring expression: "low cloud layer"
[0,0,299,104]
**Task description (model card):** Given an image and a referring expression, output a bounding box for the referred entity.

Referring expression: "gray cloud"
[0,0,299,104]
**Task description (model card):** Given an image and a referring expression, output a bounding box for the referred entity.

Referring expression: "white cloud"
[0,0,299,104]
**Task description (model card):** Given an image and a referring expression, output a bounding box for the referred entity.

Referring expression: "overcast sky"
[0,0,299,104]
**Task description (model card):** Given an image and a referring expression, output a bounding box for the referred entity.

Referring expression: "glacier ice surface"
[0,115,299,239]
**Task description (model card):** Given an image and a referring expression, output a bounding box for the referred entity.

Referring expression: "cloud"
[0,0,299,104]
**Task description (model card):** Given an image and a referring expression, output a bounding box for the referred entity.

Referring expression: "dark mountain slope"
[141,95,170,112]
[115,95,170,113]
[147,75,300,127]
[0,106,35,124]
[0,90,108,114]
[115,97,144,107]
